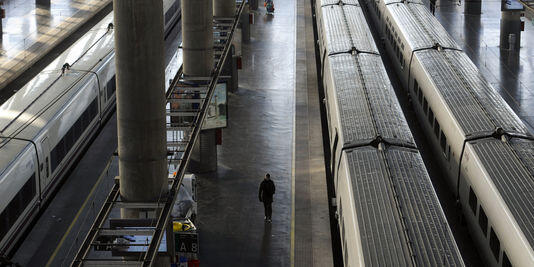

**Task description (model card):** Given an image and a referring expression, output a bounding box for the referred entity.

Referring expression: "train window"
[418,87,423,104]
[413,80,419,95]
[490,228,500,260]
[106,75,116,99]
[428,109,434,126]
[434,120,440,138]
[50,98,98,172]
[440,131,447,153]
[423,97,428,115]
[468,187,477,214]
[502,252,512,267]
[479,206,488,236]
[0,174,36,241]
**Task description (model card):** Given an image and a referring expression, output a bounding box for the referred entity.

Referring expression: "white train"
[0,0,180,258]
[315,0,464,266]
[363,0,534,266]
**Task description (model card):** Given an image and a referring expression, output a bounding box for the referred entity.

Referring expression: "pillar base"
[188,129,217,173]
[464,0,481,15]
[500,11,522,51]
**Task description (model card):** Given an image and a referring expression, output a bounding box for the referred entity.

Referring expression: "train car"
[164,0,181,37]
[0,2,181,257]
[363,0,534,266]
[315,1,464,266]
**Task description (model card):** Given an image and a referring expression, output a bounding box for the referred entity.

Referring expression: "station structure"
[0,0,533,266]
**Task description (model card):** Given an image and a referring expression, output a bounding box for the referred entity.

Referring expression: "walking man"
[259,173,276,222]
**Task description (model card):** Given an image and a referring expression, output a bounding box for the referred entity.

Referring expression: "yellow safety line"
[45,158,112,267]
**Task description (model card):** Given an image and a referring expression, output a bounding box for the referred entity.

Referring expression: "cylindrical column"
[189,129,217,173]
[0,3,4,40]
[182,0,213,77]
[240,3,250,43]
[36,0,51,6]
[500,11,522,51]
[182,0,217,173]
[213,0,235,18]
[114,0,167,206]
[464,0,482,15]
[250,0,259,11]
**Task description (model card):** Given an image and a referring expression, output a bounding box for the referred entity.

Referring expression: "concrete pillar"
[0,3,4,41]
[222,44,238,92]
[464,0,482,15]
[182,0,218,173]
[182,0,213,77]
[250,0,259,11]
[240,3,250,43]
[213,0,235,18]
[114,0,167,210]
[189,129,217,173]
[36,0,50,6]
[500,11,522,51]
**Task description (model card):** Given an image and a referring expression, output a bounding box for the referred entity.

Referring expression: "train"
[363,0,534,266]
[0,0,180,258]
[315,0,464,266]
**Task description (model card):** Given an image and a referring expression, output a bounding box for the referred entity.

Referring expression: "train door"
[331,131,339,185]
[39,137,51,189]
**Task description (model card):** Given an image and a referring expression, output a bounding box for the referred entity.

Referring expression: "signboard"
[502,0,524,11]
[202,83,228,130]
[175,232,199,254]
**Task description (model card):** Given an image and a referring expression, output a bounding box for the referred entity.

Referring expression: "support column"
[464,0,482,15]
[0,3,4,40]
[114,0,167,212]
[182,0,213,77]
[500,11,522,51]
[240,3,250,43]
[213,0,235,18]
[36,0,50,6]
[250,0,259,11]
[189,129,218,173]
[182,0,218,173]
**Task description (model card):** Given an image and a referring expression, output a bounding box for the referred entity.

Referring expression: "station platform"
[196,0,333,266]
[431,0,534,130]
[0,0,111,95]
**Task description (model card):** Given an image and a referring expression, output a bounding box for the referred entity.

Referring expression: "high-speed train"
[363,0,534,266]
[315,0,464,266]
[0,0,180,257]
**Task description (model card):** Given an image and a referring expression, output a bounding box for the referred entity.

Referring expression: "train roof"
[386,3,460,51]
[383,0,424,5]
[413,49,529,137]
[319,4,378,55]
[345,146,464,266]
[0,138,32,178]
[0,14,114,142]
[469,137,534,250]
[320,0,360,6]
[328,53,414,147]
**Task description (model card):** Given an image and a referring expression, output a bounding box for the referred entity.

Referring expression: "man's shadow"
[259,222,272,266]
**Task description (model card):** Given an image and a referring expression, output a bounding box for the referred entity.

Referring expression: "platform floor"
[196,0,333,266]
[432,0,534,130]
[0,0,111,92]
